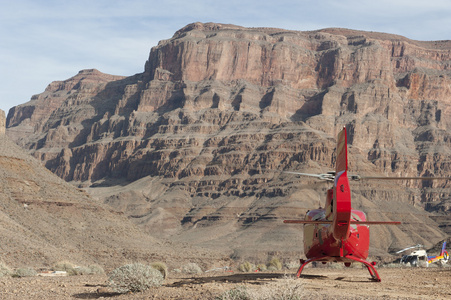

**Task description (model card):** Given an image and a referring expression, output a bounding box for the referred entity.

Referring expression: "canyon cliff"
[6,23,451,259]
[0,109,226,270]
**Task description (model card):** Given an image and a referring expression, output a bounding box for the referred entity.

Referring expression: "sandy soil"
[0,266,449,299]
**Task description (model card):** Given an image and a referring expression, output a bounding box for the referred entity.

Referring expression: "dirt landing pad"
[299,267,451,299]
[0,267,449,299]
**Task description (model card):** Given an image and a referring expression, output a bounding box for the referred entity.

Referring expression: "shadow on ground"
[170,272,294,287]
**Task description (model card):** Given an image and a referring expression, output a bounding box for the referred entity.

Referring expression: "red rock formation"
[6,23,451,257]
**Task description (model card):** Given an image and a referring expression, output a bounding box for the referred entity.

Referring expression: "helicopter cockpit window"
[403,256,414,263]
[313,211,326,221]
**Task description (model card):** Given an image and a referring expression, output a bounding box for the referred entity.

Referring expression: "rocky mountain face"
[6,23,451,259]
[0,110,225,270]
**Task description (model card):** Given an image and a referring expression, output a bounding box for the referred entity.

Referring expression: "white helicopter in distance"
[397,242,448,267]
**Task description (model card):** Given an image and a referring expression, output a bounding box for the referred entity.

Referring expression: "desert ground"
[0,265,449,299]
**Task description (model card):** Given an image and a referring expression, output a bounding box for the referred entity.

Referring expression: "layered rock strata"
[6,23,451,257]
[0,132,223,269]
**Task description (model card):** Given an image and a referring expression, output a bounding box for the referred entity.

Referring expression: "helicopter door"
[410,256,419,267]
[419,255,428,267]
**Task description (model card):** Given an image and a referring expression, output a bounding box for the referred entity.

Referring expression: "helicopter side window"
[313,211,326,221]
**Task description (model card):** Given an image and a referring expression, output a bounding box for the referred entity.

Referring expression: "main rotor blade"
[283,171,451,182]
[351,175,451,181]
[395,244,424,254]
[283,171,335,181]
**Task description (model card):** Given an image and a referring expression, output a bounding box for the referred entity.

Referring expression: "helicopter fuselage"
[399,242,449,267]
[284,127,402,281]
[303,188,370,262]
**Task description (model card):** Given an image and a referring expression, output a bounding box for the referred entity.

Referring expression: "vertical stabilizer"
[336,128,348,173]
[332,127,351,242]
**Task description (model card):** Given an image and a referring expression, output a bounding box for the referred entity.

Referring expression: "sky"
[1,0,451,114]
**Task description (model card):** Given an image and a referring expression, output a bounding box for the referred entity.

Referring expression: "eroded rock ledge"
[6,23,451,257]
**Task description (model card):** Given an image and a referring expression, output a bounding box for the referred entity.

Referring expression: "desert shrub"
[53,261,104,275]
[239,261,255,272]
[217,277,307,300]
[250,277,306,300]
[53,261,77,275]
[87,264,105,274]
[74,264,105,275]
[267,258,282,271]
[216,286,251,300]
[256,264,267,271]
[284,261,299,270]
[381,263,401,268]
[150,262,168,278]
[13,267,37,278]
[108,263,163,293]
[182,262,202,274]
[0,262,12,277]
[75,266,95,275]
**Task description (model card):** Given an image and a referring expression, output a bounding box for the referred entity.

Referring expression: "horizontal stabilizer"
[284,220,401,225]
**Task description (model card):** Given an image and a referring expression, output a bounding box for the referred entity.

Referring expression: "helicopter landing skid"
[296,255,381,282]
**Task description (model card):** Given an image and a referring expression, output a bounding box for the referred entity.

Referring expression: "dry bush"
[74,264,105,275]
[285,261,299,270]
[73,265,105,275]
[108,263,163,293]
[87,264,105,274]
[74,266,95,275]
[216,277,308,300]
[53,261,104,275]
[182,262,202,274]
[53,261,77,275]
[267,258,282,271]
[239,261,255,272]
[215,286,251,300]
[381,263,401,268]
[13,267,37,278]
[0,262,12,277]
[250,277,306,300]
[150,262,168,278]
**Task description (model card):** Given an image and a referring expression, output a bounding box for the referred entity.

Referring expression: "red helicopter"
[283,127,446,281]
